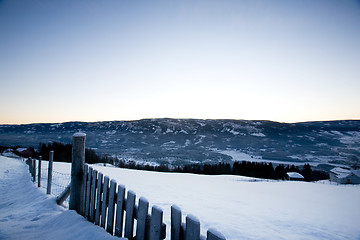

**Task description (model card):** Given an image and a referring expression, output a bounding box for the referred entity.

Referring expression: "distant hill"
[0,119,359,170]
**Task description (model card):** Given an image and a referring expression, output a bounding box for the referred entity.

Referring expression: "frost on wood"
[70,132,86,213]
[186,214,200,240]
[73,132,86,137]
[207,228,226,240]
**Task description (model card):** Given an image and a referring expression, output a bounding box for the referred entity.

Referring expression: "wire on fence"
[33,162,71,208]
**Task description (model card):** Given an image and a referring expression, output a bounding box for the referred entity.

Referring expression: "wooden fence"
[82,165,226,240]
[26,151,65,203]
[26,132,226,240]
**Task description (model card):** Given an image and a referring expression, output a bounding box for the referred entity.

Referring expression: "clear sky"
[1,0,359,124]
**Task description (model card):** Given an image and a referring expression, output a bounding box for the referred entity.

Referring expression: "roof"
[350,169,360,178]
[287,172,304,179]
[16,148,28,153]
[330,167,351,179]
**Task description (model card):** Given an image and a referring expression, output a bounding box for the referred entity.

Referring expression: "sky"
[0,0,359,124]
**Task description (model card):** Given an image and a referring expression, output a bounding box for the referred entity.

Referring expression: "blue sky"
[1,0,359,124]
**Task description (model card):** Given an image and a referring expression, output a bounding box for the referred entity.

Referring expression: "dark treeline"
[38,142,103,164]
[2,142,329,181]
[116,159,328,181]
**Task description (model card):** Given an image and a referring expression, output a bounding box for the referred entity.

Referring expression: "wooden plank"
[89,169,97,222]
[145,214,151,240]
[136,197,149,240]
[38,157,41,188]
[124,190,136,239]
[33,158,36,182]
[207,228,226,240]
[107,179,117,235]
[81,164,88,216]
[185,215,200,240]
[69,133,86,213]
[181,223,186,240]
[115,184,126,237]
[85,167,93,219]
[171,205,182,240]
[100,176,109,229]
[46,151,54,194]
[56,184,71,205]
[149,205,163,240]
[161,223,166,240]
[94,172,103,226]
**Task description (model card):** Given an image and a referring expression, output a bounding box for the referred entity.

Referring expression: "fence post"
[38,156,42,187]
[32,158,36,182]
[185,215,200,240]
[171,205,182,240]
[207,228,226,240]
[47,151,54,194]
[149,205,163,240]
[69,132,86,213]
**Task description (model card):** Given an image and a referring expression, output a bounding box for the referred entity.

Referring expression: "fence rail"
[25,133,226,240]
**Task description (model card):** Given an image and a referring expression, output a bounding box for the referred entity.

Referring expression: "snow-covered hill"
[0,119,359,169]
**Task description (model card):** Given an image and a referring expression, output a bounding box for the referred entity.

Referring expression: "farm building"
[329,167,360,184]
[286,172,304,181]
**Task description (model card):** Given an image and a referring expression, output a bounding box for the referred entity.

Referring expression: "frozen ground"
[217,149,350,168]
[0,156,122,240]
[1,156,360,240]
[91,164,360,240]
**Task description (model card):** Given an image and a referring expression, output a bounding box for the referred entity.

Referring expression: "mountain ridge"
[1,118,359,170]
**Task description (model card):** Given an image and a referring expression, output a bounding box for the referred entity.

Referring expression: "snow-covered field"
[1,156,360,240]
[91,165,360,240]
[0,156,122,240]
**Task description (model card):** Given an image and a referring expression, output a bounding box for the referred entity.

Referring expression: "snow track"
[0,156,119,240]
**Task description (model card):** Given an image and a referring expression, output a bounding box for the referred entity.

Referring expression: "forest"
[2,142,329,181]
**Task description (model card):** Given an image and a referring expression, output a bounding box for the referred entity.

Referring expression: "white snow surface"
[90,165,360,240]
[286,172,304,179]
[1,156,360,240]
[0,156,121,240]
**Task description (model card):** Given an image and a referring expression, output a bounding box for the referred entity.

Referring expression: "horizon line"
[1,117,359,126]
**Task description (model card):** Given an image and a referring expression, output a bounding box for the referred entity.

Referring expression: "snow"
[352,169,360,178]
[287,172,304,179]
[0,156,123,240]
[1,156,360,240]
[179,129,188,134]
[16,147,28,152]
[217,150,263,162]
[221,150,350,168]
[330,167,351,178]
[106,130,117,135]
[90,165,360,240]
[165,128,174,134]
[251,133,266,137]
[1,149,19,158]
[73,132,86,137]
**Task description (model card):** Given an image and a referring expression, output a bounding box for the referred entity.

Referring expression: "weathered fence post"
[69,132,86,213]
[207,228,226,240]
[38,156,42,187]
[185,215,200,240]
[47,151,54,194]
[171,205,182,240]
[136,197,149,240]
[149,205,163,240]
[32,158,36,182]
[124,190,136,239]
